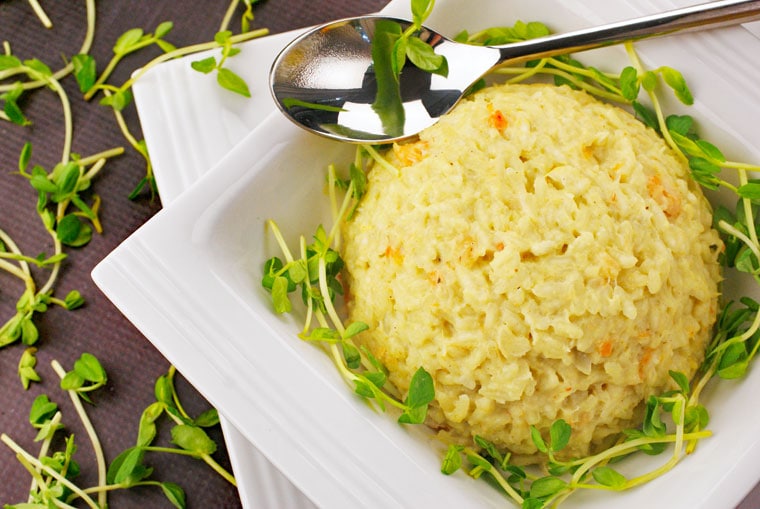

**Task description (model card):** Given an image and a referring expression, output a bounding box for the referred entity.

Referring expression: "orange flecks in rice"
[489,108,508,131]
[393,140,429,167]
[381,245,404,265]
[598,340,613,358]
[647,174,682,219]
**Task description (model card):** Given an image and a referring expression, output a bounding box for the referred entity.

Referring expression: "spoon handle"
[497,0,760,64]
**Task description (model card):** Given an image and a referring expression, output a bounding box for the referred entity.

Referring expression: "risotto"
[341,83,722,462]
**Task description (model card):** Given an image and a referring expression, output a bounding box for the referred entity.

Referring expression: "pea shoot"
[1,356,233,509]
[2,1,265,506]
[263,153,435,424]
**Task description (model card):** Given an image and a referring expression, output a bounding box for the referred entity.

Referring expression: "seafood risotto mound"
[341,83,723,462]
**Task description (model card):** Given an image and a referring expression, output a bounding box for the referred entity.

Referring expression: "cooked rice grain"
[341,83,722,462]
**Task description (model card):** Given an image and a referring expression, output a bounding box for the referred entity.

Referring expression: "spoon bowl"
[270,0,760,143]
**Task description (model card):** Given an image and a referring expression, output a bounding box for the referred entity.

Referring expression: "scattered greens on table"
[1,0,267,506]
[262,13,760,509]
[1,354,229,508]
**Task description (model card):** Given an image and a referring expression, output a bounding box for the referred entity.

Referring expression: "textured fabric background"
[2,1,760,508]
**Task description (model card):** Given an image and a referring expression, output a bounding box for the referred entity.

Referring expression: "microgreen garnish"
[25,0,53,28]
[18,347,42,390]
[80,22,176,103]
[191,31,252,98]
[123,365,233,486]
[263,153,435,423]
[441,372,711,507]
[3,3,266,506]
[2,357,232,509]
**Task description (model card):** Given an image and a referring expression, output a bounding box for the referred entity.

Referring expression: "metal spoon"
[270,0,760,143]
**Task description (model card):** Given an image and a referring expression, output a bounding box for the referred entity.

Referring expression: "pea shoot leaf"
[592,466,627,488]
[441,444,464,474]
[216,67,251,97]
[74,352,107,383]
[549,419,571,452]
[398,367,434,424]
[194,408,220,428]
[137,401,164,447]
[18,347,41,389]
[171,424,217,455]
[161,482,187,509]
[72,54,97,93]
[107,446,153,486]
[405,36,447,76]
[530,475,568,499]
[29,394,58,427]
[660,66,693,105]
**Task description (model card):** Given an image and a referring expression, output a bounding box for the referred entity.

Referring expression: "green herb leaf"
[669,370,691,395]
[619,66,639,100]
[137,401,164,446]
[190,56,217,74]
[398,367,434,424]
[74,352,107,383]
[155,374,175,406]
[405,36,447,76]
[342,321,369,339]
[171,424,217,455]
[56,214,92,247]
[18,347,41,389]
[155,21,174,38]
[0,54,22,70]
[271,276,292,313]
[216,67,251,97]
[29,394,58,426]
[194,408,220,428]
[530,476,568,499]
[60,370,85,391]
[660,66,693,105]
[20,318,39,346]
[72,54,97,93]
[405,367,435,408]
[531,425,548,453]
[107,446,152,486]
[114,28,145,55]
[411,0,435,26]
[161,482,187,509]
[549,419,571,452]
[632,101,658,131]
[441,444,464,474]
[592,466,627,488]
[64,290,85,310]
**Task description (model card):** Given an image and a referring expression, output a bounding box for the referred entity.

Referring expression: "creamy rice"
[341,83,722,462]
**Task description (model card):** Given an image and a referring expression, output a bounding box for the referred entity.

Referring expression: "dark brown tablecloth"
[2,1,760,508]
[0,1,387,507]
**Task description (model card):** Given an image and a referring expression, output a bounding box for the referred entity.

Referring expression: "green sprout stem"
[219,0,240,32]
[0,0,96,93]
[142,445,237,486]
[106,28,268,99]
[1,433,101,509]
[160,365,237,486]
[27,0,52,28]
[166,365,192,422]
[27,410,63,502]
[51,359,107,508]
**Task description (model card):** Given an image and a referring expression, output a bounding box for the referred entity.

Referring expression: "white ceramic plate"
[130,27,319,509]
[95,0,760,507]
